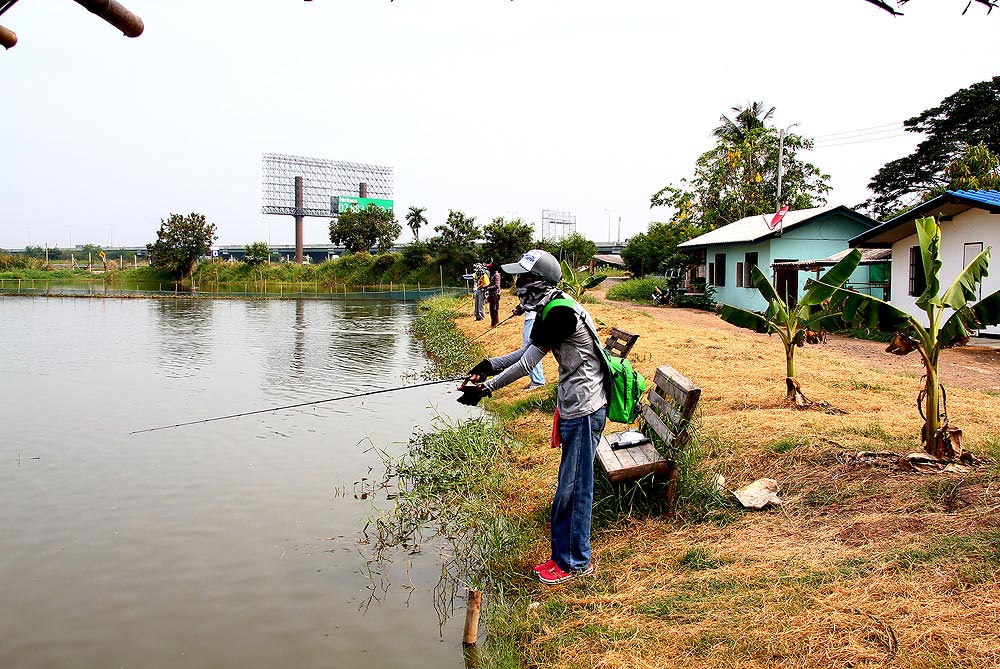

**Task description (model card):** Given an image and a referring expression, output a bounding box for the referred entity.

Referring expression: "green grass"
[678,546,727,570]
[605,276,666,303]
[766,436,809,454]
[411,296,484,378]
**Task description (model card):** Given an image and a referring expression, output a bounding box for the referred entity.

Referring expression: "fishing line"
[469,313,517,342]
[131,376,466,435]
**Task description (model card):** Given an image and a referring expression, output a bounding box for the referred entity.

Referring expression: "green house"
[677,205,878,311]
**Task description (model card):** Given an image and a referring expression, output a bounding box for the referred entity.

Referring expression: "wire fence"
[0,278,468,302]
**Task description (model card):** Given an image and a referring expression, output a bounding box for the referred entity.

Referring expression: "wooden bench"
[603,327,639,358]
[596,364,702,508]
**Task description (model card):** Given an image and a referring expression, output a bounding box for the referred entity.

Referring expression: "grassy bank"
[410,290,1000,668]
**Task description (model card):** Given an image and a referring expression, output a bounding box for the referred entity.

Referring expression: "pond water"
[0,295,479,669]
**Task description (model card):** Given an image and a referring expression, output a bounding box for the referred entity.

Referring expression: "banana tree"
[719,249,862,408]
[559,261,606,300]
[808,216,1000,460]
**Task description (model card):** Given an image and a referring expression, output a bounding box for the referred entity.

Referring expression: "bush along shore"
[396,292,1000,669]
[0,252,460,296]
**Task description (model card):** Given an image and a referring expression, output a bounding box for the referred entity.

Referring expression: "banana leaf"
[583,275,608,289]
[750,265,783,306]
[809,281,915,334]
[915,216,944,310]
[798,249,862,306]
[719,304,772,334]
[941,247,991,310]
[941,288,1000,346]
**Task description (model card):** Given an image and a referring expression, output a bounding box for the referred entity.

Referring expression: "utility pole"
[617,216,621,246]
[776,123,800,210]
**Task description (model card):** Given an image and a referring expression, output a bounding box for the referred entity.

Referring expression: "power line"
[812,121,904,140]
[811,133,911,149]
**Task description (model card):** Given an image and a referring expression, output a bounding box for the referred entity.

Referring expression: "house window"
[708,262,715,286]
[714,253,726,287]
[908,246,926,297]
[744,252,758,287]
[964,242,984,301]
[736,262,745,288]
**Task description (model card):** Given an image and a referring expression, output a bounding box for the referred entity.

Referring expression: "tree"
[538,232,599,269]
[329,204,402,254]
[243,241,271,267]
[429,210,480,275]
[812,217,1000,459]
[406,206,428,241]
[867,76,1000,218]
[481,216,534,265]
[864,0,997,16]
[620,220,703,277]
[928,143,1000,198]
[652,107,830,232]
[712,101,776,143]
[719,250,862,408]
[147,212,216,278]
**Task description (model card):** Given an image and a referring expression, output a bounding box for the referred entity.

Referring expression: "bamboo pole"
[463,590,482,645]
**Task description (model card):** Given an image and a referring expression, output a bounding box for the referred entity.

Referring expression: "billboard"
[261,153,393,217]
[334,196,394,214]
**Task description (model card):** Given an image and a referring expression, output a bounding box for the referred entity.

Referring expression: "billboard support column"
[294,176,304,264]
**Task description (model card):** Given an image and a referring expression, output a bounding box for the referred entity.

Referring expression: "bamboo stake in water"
[463,589,482,645]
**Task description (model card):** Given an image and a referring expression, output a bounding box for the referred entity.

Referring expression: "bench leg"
[664,464,679,512]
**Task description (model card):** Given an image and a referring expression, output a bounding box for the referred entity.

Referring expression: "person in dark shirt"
[458,250,609,584]
[486,261,502,327]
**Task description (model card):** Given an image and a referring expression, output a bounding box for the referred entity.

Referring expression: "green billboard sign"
[336,196,394,214]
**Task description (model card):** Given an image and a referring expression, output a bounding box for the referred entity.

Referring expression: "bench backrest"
[604,327,639,358]
[641,365,701,453]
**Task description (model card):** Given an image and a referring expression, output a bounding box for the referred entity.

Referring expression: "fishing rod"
[468,313,518,342]
[130,376,467,435]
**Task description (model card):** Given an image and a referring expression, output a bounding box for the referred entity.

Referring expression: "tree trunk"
[784,344,810,409]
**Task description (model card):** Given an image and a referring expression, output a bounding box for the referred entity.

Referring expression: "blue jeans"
[522,318,545,385]
[551,405,607,572]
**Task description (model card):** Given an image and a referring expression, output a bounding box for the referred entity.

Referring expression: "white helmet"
[501,249,562,284]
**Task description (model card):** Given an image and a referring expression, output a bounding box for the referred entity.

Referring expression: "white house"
[849,190,1000,337]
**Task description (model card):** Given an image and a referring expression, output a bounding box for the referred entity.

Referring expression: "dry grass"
[452,293,1000,669]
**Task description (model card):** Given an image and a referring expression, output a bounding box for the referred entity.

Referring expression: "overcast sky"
[2,0,997,251]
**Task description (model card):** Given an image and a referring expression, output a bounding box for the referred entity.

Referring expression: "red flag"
[767,206,789,231]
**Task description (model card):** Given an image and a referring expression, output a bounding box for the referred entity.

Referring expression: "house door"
[774,266,798,307]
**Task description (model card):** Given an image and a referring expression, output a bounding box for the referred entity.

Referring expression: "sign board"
[334,196,394,214]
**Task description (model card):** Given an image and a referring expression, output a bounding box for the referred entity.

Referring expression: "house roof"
[591,253,625,267]
[772,247,891,271]
[677,205,875,249]
[850,190,1000,247]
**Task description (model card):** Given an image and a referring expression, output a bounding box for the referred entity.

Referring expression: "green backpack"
[541,297,647,424]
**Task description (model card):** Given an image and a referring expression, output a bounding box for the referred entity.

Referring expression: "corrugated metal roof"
[592,253,625,267]
[949,189,1000,207]
[772,247,890,270]
[677,205,841,248]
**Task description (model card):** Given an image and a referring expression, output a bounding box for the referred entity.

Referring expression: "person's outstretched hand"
[457,384,491,406]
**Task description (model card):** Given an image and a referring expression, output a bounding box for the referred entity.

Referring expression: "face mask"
[515,278,554,311]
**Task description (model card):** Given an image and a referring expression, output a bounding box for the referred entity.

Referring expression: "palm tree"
[712,101,777,143]
[406,206,428,241]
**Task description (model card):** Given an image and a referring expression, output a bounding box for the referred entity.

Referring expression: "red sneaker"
[537,561,594,585]
[533,559,556,574]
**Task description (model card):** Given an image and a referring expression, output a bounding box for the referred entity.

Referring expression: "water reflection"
[153,298,215,378]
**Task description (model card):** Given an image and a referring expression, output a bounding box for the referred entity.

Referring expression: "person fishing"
[458,249,609,584]
[486,260,502,327]
[473,263,488,321]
